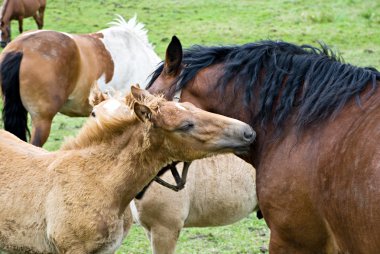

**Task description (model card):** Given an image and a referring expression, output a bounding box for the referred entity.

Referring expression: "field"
[0,0,379,253]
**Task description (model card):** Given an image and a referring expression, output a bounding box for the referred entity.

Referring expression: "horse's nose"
[243,126,255,143]
[0,41,7,48]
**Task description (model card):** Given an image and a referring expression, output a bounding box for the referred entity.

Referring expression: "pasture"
[0,0,379,253]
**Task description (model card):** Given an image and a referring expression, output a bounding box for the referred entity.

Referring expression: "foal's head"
[129,86,255,161]
[87,86,255,161]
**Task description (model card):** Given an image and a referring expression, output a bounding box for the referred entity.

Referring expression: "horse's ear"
[134,102,152,122]
[131,85,154,101]
[163,36,183,76]
[89,90,109,107]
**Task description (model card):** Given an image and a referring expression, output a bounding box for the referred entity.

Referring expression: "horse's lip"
[231,145,251,155]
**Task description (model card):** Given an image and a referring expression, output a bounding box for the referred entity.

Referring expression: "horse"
[0,0,46,48]
[0,15,161,147]
[0,85,255,254]
[146,36,380,253]
[131,153,258,254]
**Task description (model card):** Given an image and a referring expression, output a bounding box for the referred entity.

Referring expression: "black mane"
[148,40,380,129]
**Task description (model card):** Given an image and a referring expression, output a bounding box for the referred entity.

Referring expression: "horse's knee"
[150,226,180,254]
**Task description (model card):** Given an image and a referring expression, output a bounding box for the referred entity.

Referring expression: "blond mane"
[61,93,166,150]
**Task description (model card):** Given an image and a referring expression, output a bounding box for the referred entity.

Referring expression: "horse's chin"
[232,147,250,155]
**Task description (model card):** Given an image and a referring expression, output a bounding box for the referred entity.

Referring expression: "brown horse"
[0,86,255,253]
[147,37,380,253]
[0,16,160,147]
[0,0,46,47]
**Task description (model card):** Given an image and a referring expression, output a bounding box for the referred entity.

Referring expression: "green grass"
[1,0,379,253]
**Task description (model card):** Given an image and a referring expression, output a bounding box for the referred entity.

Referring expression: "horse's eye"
[178,122,194,132]
[91,111,96,117]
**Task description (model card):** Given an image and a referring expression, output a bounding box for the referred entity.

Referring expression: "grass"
[1,0,379,253]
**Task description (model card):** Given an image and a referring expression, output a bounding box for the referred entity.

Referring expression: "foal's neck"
[94,123,169,214]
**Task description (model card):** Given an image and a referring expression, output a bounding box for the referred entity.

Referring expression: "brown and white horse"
[0,0,46,47]
[0,15,160,147]
[131,154,258,254]
[0,86,255,254]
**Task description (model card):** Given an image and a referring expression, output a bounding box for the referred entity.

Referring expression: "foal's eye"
[91,111,96,117]
[178,122,194,132]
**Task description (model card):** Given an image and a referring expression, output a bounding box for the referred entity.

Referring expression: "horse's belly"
[0,225,53,254]
[184,155,257,227]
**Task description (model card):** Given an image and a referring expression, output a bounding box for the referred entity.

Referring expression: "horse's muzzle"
[0,41,7,48]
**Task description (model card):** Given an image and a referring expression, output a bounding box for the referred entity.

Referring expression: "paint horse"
[132,153,258,254]
[147,36,380,253]
[0,0,46,47]
[0,85,255,254]
[0,15,161,147]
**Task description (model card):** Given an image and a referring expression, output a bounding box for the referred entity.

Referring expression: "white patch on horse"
[175,103,187,111]
[97,73,108,92]
[130,200,141,224]
[103,99,122,114]
[98,15,161,92]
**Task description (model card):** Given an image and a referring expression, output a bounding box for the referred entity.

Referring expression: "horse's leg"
[30,116,54,147]
[150,225,180,254]
[35,5,46,29]
[18,17,23,34]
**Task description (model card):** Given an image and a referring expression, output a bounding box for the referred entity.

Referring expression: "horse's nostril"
[243,129,255,142]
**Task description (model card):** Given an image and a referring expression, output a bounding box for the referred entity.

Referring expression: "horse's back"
[2,30,84,116]
[8,0,44,18]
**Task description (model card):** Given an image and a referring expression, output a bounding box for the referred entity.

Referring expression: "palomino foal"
[0,86,254,254]
[132,154,258,254]
[0,0,46,47]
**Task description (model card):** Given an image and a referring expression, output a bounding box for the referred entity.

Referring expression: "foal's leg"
[150,225,180,254]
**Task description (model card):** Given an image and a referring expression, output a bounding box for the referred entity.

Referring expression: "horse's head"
[129,85,255,161]
[147,36,184,99]
[0,20,11,48]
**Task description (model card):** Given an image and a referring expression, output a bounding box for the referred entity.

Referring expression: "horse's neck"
[0,0,11,21]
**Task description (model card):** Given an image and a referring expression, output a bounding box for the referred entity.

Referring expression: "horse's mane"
[61,93,165,150]
[148,40,380,129]
[107,15,154,49]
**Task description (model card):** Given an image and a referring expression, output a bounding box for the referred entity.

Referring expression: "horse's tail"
[0,51,30,141]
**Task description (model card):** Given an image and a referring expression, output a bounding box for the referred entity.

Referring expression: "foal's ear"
[89,90,109,107]
[134,102,152,122]
[131,85,154,101]
[164,36,183,76]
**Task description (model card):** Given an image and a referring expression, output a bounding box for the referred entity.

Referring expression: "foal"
[0,0,46,47]
[0,86,254,254]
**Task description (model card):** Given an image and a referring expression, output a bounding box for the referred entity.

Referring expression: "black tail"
[1,52,30,141]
